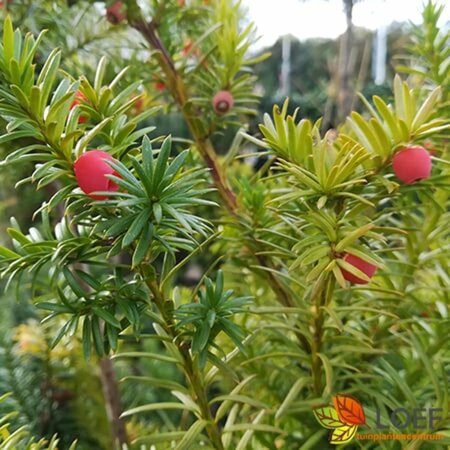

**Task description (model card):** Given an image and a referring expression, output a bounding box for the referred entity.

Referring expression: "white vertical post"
[280,34,291,96]
[374,24,387,85]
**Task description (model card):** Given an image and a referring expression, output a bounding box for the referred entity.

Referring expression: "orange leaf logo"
[333,395,366,426]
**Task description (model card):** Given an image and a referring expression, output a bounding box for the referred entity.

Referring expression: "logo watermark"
[313,394,445,445]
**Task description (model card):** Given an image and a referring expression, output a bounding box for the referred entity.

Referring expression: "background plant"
[0,1,449,449]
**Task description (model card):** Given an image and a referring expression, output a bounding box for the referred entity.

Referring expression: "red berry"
[106,1,126,24]
[74,150,119,200]
[212,91,234,114]
[155,81,166,92]
[70,91,88,124]
[423,140,438,156]
[182,38,194,56]
[392,146,431,184]
[341,254,377,285]
[132,96,144,115]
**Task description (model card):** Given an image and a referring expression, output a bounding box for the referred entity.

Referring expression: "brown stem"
[130,17,300,319]
[131,7,313,396]
[132,19,237,214]
[145,277,225,450]
[254,254,294,308]
[99,357,129,449]
[200,140,238,213]
[310,275,335,396]
[180,348,225,450]
[71,264,129,448]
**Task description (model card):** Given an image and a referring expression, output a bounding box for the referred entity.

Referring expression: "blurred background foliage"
[0,0,448,449]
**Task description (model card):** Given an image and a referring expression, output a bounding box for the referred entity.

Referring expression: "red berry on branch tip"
[74,150,119,200]
[106,1,126,24]
[392,146,431,184]
[70,91,88,124]
[155,81,166,92]
[341,254,377,285]
[132,96,144,115]
[182,38,194,56]
[212,90,234,114]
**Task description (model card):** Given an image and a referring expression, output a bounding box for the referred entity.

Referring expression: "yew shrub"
[0,1,448,449]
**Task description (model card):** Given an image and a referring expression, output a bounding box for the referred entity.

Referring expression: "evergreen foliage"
[0,1,448,449]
